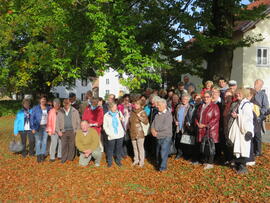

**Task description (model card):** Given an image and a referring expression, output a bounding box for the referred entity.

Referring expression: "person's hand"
[84,149,92,157]
[32,130,36,134]
[151,129,157,137]
[175,122,179,126]
[245,132,252,141]
[58,131,63,137]
[231,112,238,118]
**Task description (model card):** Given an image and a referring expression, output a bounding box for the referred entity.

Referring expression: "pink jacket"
[46,108,57,135]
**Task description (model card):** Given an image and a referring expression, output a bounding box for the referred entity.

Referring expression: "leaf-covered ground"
[0,116,270,202]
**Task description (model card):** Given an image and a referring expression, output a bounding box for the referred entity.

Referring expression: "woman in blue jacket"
[14,99,35,157]
[30,95,51,163]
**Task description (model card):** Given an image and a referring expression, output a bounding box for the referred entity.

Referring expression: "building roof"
[235,0,270,33]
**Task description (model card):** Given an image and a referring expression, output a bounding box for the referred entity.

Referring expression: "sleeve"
[207,105,220,129]
[243,103,254,136]
[55,113,61,134]
[144,106,151,117]
[96,108,104,127]
[13,111,20,135]
[46,111,53,135]
[138,111,149,125]
[82,107,88,121]
[261,93,269,115]
[89,129,100,151]
[103,114,111,136]
[75,110,81,131]
[30,107,35,130]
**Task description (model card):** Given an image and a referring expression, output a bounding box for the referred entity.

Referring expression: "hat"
[228,80,237,86]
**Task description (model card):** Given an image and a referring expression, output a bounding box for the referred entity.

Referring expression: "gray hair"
[157,98,167,106]
[152,95,161,103]
[181,93,191,100]
[53,98,61,104]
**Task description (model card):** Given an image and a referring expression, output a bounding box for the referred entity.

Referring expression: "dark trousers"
[106,138,123,165]
[145,134,156,159]
[235,157,247,170]
[246,138,255,162]
[156,137,171,171]
[19,130,35,156]
[253,131,262,156]
[61,130,75,162]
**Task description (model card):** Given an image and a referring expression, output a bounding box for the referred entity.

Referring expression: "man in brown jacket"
[56,98,81,163]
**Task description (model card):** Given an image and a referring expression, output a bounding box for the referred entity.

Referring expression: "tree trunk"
[205,46,234,82]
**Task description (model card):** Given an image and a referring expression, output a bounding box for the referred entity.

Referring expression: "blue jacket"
[14,109,33,135]
[30,105,51,131]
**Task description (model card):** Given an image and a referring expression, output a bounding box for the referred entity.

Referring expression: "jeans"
[106,138,123,165]
[19,130,35,156]
[156,137,172,171]
[49,134,62,160]
[79,148,102,166]
[34,125,48,155]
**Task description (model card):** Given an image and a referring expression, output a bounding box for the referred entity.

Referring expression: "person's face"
[195,95,202,104]
[181,96,189,105]
[157,102,165,112]
[63,99,71,109]
[225,92,233,102]
[229,85,237,92]
[98,100,103,107]
[81,122,89,132]
[40,98,47,105]
[212,90,220,100]
[108,95,115,103]
[124,97,130,104]
[140,97,146,104]
[23,102,30,109]
[205,83,212,89]
[168,91,174,98]
[235,92,243,101]
[134,102,141,110]
[53,102,61,110]
[91,99,98,107]
[254,80,263,91]
[172,95,179,104]
[110,104,117,112]
[218,80,226,88]
[69,96,76,103]
[184,76,189,83]
[188,86,195,93]
[203,93,212,104]
[178,85,184,91]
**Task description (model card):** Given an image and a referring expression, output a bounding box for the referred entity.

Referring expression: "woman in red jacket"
[195,91,220,170]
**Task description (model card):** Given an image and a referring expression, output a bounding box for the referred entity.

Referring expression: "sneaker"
[175,154,182,160]
[203,164,214,170]
[139,163,144,168]
[107,163,112,168]
[132,161,139,166]
[95,163,100,167]
[116,161,122,167]
[49,159,55,162]
[37,155,41,163]
[246,161,256,166]
[192,161,199,165]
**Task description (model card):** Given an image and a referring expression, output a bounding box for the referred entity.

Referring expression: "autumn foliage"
[0,116,269,202]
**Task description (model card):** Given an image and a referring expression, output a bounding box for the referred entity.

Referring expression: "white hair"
[152,95,161,103]
[157,98,167,106]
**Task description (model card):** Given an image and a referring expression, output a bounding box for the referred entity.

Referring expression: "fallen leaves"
[0,116,270,202]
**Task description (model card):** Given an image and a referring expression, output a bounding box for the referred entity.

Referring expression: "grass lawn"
[0,116,270,202]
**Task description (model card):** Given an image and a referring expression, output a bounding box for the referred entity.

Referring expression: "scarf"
[24,108,30,125]
[109,111,119,134]
[177,106,186,130]
[90,104,98,111]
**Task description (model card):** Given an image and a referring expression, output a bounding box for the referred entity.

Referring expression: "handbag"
[200,134,215,156]
[180,133,195,145]
[140,122,150,136]
[9,137,23,153]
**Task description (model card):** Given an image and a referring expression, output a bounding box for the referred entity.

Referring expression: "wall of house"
[242,14,270,98]
[231,46,244,87]
[98,68,129,99]
[51,79,92,100]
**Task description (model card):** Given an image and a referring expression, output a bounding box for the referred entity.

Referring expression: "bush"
[0,100,22,117]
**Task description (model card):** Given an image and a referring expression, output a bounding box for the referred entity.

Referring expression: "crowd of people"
[13,76,269,174]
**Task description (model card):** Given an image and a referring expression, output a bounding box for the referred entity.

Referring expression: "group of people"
[13,76,269,173]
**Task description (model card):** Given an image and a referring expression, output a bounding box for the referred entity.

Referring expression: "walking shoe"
[246,161,256,166]
[107,163,112,168]
[203,164,214,170]
[139,163,144,168]
[175,154,182,160]
[237,165,248,174]
[132,161,139,166]
[95,163,100,167]
[192,161,199,165]
[116,161,122,167]
[37,155,41,163]
[49,159,55,162]
[41,154,45,162]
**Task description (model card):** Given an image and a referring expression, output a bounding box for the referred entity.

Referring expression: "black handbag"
[200,132,215,156]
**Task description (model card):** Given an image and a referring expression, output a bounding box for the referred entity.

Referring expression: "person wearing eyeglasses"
[195,91,220,170]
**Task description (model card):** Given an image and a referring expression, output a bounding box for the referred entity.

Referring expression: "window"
[257,47,269,66]
[81,78,88,87]
[105,90,110,95]
[81,93,85,101]
[106,79,109,85]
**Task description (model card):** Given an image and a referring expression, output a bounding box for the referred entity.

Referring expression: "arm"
[144,106,151,117]
[261,93,269,115]
[13,111,20,135]
[96,108,104,127]
[137,111,149,125]
[46,111,53,135]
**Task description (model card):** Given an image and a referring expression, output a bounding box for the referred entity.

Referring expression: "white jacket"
[103,111,125,141]
[229,98,254,158]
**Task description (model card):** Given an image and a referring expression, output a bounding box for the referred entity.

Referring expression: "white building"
[51,68,129,100]
[183,2,270,99]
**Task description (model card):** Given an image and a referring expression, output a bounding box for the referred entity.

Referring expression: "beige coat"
[55,107,81,134]
[129,109,149,140]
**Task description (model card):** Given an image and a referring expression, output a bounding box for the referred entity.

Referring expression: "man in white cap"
[228,80,237,93]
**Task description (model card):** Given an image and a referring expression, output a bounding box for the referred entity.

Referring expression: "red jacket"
[195,102,220,143]
[82,106,104,135]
